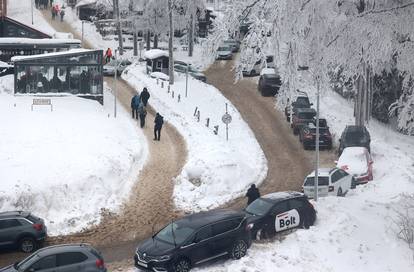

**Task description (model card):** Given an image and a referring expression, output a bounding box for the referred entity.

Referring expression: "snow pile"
[0,75,148,235]
[123,63,267,211]
[143,49,169,59]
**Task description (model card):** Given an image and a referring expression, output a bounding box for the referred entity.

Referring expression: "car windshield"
[345,131,368,144]
[245,198,274,216]
[298,112,316,119]
[155,222,195,245]
[304,176,330,186]
[309,128,328,134]
[295,97,310,107]
[265,76,280,84]
[218,47,230,51]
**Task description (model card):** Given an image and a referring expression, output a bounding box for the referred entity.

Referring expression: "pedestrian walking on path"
[154,113,164,141]
[246,184,260,205]
[51,6,56,20]
[131,93,140,119]
[60,8,65,22]
[140,87,150,107]
[105,48,113,64]
[138,103,147,128]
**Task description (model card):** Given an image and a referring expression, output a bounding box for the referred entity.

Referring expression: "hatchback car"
[173,64,207,82]
[216,45,233,60]
[285,94,312,122]
[336,147,373,184]
[1,244,106,272]
[257,68,282,96]
[299,123,333,150]
[291,108,317,135]
[134,209,251,272]
[338,125,371,156]
[244,191,316,240]
[103,59,132,76]
[0,211,47,253]
[223,40,240,53]
[302,168,355,198]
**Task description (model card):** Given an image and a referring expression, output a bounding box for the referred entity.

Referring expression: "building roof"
[11,49,98,62]
[143,49,169,60]
[0,38,80,45]
[75,0,98,8]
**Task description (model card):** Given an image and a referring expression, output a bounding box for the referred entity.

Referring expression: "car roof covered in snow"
[75,0,97,8]
[143,49,169,60]
[261,191,304,202]
[260,68,277,76]
[0,211,30,218]
[176,209,245,229]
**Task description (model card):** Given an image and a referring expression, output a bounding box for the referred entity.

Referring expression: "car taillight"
[304,134,313,139]
[33,223,43,231]
[96,259,105,269]
[328,186,334,192]
[245,223,254,231]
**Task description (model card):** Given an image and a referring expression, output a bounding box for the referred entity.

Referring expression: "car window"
[30,255,56,270]
[304,176,329,186]
[331,170,343,183]
[298,112,316,119]
[272,201,289,215]
[338,169,349,178]
[212,218,242,236]
[57,252,88,267]
[0,219,22,229]
[155,222,195,245]
[194,225,212,243]
[245,198,274,216]
[288,199,304,210]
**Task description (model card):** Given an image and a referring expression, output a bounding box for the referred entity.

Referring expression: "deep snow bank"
[0,75,148,235]
[123,64,267,211]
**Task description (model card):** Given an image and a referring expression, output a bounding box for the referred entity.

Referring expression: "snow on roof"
[0,38,81,45]
[260,68,277,76]
[75,0,97,8]
[0,61,12,68]
[144,49,169,60]
[11,49,97,62]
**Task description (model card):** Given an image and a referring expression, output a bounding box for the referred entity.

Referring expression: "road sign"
[222,113,232,124]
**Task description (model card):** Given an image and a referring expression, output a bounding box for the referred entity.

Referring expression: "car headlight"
[153,255,171,262]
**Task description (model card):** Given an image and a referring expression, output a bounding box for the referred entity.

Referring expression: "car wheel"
[19,237,36,253]
[327,143,333,150]
[293,127,299,135]
[173,258,191,272]
[337,188,343,197]
[230,240,248,260]
[303,142,309,150]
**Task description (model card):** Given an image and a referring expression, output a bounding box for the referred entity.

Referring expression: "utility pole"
[31,0,34,25]
[168,0,174,85]
[314,77,320,201]
[188,13,194,57]
[113,0,124,55]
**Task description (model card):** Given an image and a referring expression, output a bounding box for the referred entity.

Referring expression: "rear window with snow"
[298,112,316,120]
[304,177,329,186]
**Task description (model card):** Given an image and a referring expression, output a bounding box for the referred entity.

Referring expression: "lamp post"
[113,50,121,118]
[185,63,191,97]
[31,0,34,25]
[81,21,85,47]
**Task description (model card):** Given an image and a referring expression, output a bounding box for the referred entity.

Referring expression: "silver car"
[216,45,233,60]
[103,60,132,76]
[302,168,355,198]
[1,244,107,272]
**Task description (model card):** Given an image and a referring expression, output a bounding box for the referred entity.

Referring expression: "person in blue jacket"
[131,93,140,119]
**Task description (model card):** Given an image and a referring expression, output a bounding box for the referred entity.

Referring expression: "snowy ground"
[0,75,147,235]
[123,64,267,211]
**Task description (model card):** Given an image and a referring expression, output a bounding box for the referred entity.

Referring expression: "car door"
[56,252,88,271]
[0,219,24,246]
[287,198,306,228]
[181,225,213,265]
[27,254,57,272]
[270,201,293,234]
[210,219,242,256]
[330,169,345,195]
[337,169,352,191]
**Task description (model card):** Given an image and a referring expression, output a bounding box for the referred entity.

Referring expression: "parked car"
[285,93,312,122]
[173,64,207,82]
[257,68,282,96]
[336,147,373,184]
[302,168,355,198]
[134,209,251,272]
[0,243,106,272]
[312,117,328,128]
[242,55,275,76]
[216,45,233,60]
[0,211,47,253]
[299,122,333,150]
[103,59,132,76]
[291,108,317,135]
[338,125,371,155]
[244,191,316,240]
[223,40,240,53]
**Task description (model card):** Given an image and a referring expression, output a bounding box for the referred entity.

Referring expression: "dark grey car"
[0,211,47,253]
[0,244,106,272]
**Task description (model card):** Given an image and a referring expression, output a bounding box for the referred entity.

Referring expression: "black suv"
[285,94,312,122]
[299,122,333,150]
[244,191,316,240]
[338,125,371,155]
[0,211,47,253]
[134,210,251,272]
[258,71,282,96]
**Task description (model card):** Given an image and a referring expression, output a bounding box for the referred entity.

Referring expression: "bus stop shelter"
[12,49,104,104]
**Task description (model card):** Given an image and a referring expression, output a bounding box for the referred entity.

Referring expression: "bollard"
[157,78,159,85]
[197,110,200,122]
[168,85,170,93]
[214,125,219,135]
[172,91,174,98]
[178,94,181,103]
[161,81,164,88]
[194,107,198,116]
[206,118,210,127]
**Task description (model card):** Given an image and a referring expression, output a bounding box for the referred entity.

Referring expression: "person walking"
[138,102,147,128]
[49,0,54,8]
[51,6,56,20]
[154,113,164,141]
[130,94,140,119]
[245,184,260,205]
[105,48,113,64]
[140,87,150,106]
[60,8,65,22]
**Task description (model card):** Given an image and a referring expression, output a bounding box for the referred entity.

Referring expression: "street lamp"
[31,0,34,25]
[81,21,85,47]
[113,50,122,118]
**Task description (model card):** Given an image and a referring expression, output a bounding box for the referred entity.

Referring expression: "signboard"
[222,113,232,124]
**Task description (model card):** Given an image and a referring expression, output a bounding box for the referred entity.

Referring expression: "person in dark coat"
[138,103,147,128]
[140,87,150,106]
[154,113,164,141]
[246,184,260,205]
[131,94,140,119]
[60,8,65,22]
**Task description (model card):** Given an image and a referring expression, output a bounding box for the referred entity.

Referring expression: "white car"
[302,168,355,198]
[216,45,233,60]
[336,147,373,184]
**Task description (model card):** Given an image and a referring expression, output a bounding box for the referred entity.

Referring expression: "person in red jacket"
[105,48,112,63]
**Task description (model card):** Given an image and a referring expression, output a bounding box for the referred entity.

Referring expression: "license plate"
[138,261,148,268]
